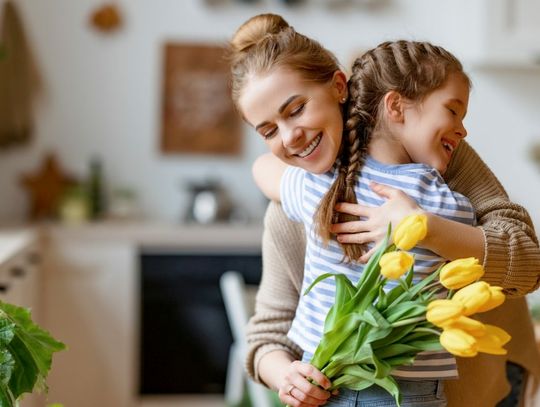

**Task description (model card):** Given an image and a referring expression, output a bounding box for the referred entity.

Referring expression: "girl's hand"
[278,360,334,407]
[330,182,423,263]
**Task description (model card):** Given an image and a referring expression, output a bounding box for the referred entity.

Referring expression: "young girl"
[229,14,539,407]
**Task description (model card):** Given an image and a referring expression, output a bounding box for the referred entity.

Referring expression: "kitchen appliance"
[184,180,233,224]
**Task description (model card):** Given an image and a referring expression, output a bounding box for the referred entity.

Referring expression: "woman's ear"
[332,70,348,102]
[383,91,404,123]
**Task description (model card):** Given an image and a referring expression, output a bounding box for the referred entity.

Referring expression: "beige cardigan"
[246,142,540,406]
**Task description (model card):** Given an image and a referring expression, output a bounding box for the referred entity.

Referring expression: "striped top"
[280,156,475,380]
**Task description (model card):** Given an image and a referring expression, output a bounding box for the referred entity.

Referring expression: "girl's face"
[239,68,347,174]
[398,73,470,174]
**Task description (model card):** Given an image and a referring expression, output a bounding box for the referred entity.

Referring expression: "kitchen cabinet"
[38,221,263,407]
[483,0,540,68]
[0,230,44,407]
[40,228,137,407]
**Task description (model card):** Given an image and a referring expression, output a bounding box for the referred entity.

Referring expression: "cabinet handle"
[10,267,26,278]
[27,252,41,265]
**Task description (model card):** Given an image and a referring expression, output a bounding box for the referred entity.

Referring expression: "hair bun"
[230,13,290,53]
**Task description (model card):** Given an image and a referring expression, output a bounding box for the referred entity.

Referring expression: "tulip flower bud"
[483,324,511,345]
[440,328,478,357]
[379,251,414,280]
[452,281,492,316]
[439,257,485,290]
[393,213,428,251]
[445,315,486,337]
[426,299,464,327]
[474,325,511,355]
[474,286,506,313]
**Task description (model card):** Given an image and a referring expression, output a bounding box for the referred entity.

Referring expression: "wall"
[1,0,539,228]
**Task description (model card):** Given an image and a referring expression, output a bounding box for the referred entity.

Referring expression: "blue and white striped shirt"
[281,156,475,380]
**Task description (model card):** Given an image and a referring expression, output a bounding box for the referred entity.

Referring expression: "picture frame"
[160,43,242,156]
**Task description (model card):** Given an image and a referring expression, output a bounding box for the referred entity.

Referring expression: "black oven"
[138,250,261,395]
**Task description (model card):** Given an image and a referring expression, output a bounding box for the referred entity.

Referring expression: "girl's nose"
[457,122,467,139]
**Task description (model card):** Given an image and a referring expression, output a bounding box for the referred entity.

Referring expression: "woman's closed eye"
[290,102,306,117]
[261,127,277,140]
[447,107,457,116]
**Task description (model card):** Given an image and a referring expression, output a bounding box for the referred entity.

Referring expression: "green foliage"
[308,226,444,406]
[0,302,66,406]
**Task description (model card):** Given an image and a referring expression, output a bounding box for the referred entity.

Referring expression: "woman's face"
[239,68,347,174]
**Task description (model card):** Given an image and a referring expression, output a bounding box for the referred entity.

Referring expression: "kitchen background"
[1,0,540,225]
[1,0,540,407]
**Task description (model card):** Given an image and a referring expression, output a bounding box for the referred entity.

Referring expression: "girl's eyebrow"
[255,94,301,131]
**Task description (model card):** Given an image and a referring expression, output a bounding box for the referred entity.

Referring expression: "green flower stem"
[414,327,441,336]
[390,316,426,328]
[422,280,442,292]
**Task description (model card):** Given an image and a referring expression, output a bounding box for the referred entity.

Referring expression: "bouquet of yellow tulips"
[306,214,510,406]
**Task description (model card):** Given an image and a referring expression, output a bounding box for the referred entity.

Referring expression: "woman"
[229,13,540,407]
[246,141,540,406]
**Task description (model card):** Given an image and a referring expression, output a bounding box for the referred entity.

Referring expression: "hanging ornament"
[89,3,123,33]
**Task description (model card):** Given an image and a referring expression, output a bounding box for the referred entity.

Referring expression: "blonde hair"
[316,40,470,261]
[228,13,340,107]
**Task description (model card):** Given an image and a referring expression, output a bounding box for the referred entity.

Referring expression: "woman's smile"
[295,133,322,158]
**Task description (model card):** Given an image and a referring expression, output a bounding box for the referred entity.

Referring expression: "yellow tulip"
[379,251,414,279]
[473,325,511,355]
[444,315,486,337]
[474,286,506,313]
[452,281,492,316]
[393,213,428,251]
[440,328,478,357]
[426,299,464,327]
[475,335,507,355]
[439,257,485,290]
[482,324,512,345]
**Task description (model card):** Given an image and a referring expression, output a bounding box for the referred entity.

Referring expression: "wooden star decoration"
[20,153,76,220]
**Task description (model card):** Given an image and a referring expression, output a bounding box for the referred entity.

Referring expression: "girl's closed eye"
[447,107,457,115]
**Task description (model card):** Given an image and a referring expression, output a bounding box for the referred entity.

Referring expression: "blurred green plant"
[0,302,65,406]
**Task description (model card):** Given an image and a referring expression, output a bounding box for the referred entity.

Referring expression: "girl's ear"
[332,70,348,101]
[383,91,404,123]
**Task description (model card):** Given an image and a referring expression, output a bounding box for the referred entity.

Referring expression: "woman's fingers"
[279,361,332,407]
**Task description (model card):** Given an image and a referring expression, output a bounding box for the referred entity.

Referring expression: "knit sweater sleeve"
[245,201,305,383]
[444,141,540,297]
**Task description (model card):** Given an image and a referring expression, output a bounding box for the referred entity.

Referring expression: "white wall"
[1,0,539,228]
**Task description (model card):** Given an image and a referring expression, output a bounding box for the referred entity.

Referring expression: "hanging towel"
[0,0,41,149]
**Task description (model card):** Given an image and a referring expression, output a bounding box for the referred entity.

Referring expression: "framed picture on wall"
[160,43,242,156]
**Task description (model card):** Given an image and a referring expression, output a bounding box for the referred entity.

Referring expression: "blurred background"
[0,0,539,406]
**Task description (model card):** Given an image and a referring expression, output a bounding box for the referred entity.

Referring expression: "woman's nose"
[282,126,304,147]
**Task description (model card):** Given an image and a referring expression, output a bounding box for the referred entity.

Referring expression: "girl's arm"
[252,153,288,201]
[331,141,540,297]
[444,141,540,297]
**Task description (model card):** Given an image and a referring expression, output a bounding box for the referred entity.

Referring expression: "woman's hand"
[330,182,422,262]
[278,360,333,407]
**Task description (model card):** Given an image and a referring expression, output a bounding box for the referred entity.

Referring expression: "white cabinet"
[41,229,137,407]
[0,231,43,407]
[484,0,540,67]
